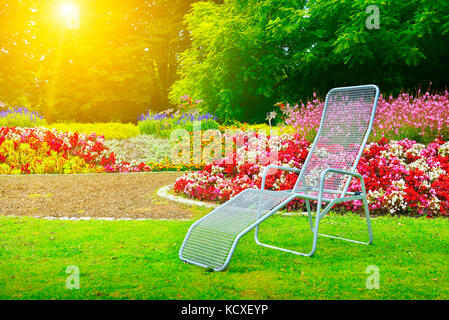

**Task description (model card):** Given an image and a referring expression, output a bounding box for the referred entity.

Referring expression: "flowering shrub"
[0,107,46,128]
[0,127,150,174]
[174,133,449,217]
[281,91,449,144]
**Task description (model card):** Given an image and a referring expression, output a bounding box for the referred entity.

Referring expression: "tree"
[170,0,306,123]
[0,0,198,122]
[170,0,449,123]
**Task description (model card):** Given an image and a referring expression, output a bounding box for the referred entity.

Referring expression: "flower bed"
[0,127,150,174]
[174,134,449,217]
[281,91,449,144]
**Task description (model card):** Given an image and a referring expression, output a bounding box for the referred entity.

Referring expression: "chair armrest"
[261,165,301,190]
[318,168,366,198]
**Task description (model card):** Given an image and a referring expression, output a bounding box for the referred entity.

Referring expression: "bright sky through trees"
[59,2,80,29]
[0,0,198,122]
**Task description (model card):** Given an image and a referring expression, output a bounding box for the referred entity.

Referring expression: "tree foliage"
[0,0,197,122]
[1,0,448,123]
[170,0,449,123]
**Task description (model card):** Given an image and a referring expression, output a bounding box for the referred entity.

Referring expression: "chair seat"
[179,189,292,270]
[295,188,342,201]
[180,188,344,270]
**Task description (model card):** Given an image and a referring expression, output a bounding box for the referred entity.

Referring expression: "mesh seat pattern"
[295,86,378,199]
[180,189,292,270]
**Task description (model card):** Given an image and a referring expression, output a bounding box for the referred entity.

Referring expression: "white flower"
[439,141,449,157]
[266,111,277,121]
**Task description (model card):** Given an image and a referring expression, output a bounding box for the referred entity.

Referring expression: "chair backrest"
[293,84,380,198]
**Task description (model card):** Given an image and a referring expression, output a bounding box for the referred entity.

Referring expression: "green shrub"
[138,110,220,138]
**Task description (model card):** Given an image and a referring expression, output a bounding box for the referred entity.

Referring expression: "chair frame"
[255,166,373,257]
[255,84,379,256]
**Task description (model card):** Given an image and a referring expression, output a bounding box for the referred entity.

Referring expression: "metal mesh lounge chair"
[179,84,380,271]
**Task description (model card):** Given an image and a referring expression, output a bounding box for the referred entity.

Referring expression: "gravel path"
[0,173,192,219]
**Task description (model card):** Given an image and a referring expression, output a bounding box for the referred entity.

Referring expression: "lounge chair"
[179,84,380,271]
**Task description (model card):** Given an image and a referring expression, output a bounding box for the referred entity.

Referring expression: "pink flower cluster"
[282,91,449,143]
[174,134,449,217]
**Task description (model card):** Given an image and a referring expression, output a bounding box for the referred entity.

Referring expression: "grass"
[0,213,448,300]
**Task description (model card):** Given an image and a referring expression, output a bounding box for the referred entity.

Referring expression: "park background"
[1,0,448,123]
[1,0,449,300]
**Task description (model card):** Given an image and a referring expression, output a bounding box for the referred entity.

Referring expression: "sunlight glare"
[60,3,77,17]
[59,3,80,29]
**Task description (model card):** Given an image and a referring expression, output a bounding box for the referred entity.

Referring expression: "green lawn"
[0,214,448,299]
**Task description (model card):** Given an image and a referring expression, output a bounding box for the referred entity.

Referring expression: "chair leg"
[317,195,373,245]
[306,200,314,232]
[255,195,373,257]
[254,199,322,257]
[363,196,374,244]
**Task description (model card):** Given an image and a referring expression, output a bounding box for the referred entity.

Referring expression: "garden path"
[0,173,192,219]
